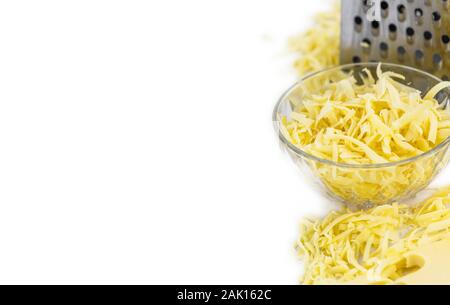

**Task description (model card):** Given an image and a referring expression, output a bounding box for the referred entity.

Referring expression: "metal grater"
[341,0,450,80]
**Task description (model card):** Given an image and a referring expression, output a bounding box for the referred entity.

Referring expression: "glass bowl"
[273,63,450,209]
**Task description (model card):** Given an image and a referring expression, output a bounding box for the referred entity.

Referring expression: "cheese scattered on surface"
[289,2,340,76]
[297,187,450,285]
[281,65,450,205]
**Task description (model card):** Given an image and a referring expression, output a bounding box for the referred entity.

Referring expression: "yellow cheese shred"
[298,187,450,285]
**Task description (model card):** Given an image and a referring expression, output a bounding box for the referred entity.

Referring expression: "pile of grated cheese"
[282,65,450,164]
[280,65,450,205]
[289,1,340,76]
[298,186,450,285]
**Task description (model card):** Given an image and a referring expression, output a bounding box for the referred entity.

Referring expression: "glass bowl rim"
[273,62,450,169]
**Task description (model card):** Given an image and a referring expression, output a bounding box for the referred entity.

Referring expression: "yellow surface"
[337,240,450,285]
[398,239,450,285]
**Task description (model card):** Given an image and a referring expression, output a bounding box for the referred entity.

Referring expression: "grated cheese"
[289,2,340,76]
[281,65,450,205]
[298,187,450,285]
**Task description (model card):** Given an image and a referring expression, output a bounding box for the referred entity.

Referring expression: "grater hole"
[415,8,423,17]
[433,53,442,62]
[371,20,380,36]
[352,56,362,63]
[354,16,363,25]
[433,54,443,69]
[362,38,372,46]
[433,11,442,21]
[414,8,424,24]
[397,4,406,13]
[424,31,433,41]
[397,46,406,55]
[380,42,388,58]
[415,50,424,60]
[381,1,389,17]
[389,24,397,32]
[388,23,397,40]
[397,4,406,22]
[406,27,415,43]
[442,35,450,44]
[361,38,372,52]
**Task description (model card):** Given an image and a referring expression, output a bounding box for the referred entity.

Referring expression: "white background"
[0,0,448,284]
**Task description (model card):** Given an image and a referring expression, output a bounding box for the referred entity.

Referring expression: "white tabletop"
[0,0,447,284]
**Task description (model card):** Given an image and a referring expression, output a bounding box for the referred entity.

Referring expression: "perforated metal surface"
[341,0,450,80]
